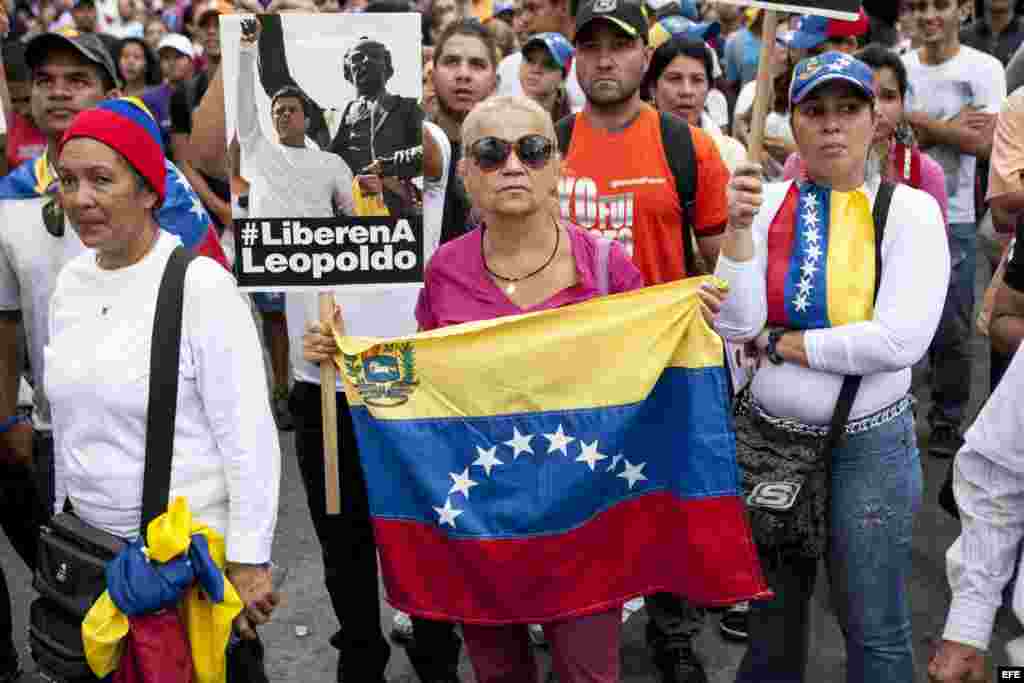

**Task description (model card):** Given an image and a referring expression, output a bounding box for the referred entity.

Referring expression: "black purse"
[734,182,895,563]
[29,246,193,682]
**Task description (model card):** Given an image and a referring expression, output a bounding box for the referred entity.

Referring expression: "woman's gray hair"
[460,95,558,154]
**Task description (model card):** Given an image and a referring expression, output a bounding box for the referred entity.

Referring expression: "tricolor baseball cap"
[575,0,648,43]
[648,14,720,48]
[789,51,875,105]
[522,32,575,71]
[25,30,120,89]
[788,8,869,50]
[644,0,698,21]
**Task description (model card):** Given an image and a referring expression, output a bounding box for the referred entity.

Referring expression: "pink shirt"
[415,223,644,331]
[782,150,950,227]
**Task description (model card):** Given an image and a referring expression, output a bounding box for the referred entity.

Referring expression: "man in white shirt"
[496,0,584,114]
[929,345,1024,681]
[903,0,1006,459]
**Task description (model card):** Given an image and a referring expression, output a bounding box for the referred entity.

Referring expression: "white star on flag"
[433,498,463,528]
[504,427,534,459]
[576,440,608,471]
[606,453,624,472]
[448,468,479,499]
[806,243,823,261]
[797,277,813,295]
[802,209,819,228]
[793,293,809,312]
[174,171,193,191]
[804,227,820,243]
[189,195,208,221]
[472,446,504,476]
[544,424,576,456]
[618,460,648,490]
[803,194,819,210]
[800,261,818,278]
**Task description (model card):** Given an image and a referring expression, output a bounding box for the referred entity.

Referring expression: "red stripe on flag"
[766,184,799,327]
[373,492,771,625]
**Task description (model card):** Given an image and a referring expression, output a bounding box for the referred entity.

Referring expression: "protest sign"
[221,12,424,514]
[235,216,425,291]
[714,0,860,21]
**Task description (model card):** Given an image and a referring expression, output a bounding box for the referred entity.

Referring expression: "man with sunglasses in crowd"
[0,26,225,682]
[903,0,1006,458]
[556,0,730,680]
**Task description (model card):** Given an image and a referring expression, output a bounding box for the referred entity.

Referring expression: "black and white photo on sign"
[219,12,426,291]
[714,0,861,20]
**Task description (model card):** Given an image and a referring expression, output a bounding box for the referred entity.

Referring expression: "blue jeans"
[735,409,922,683]
[928,222,976,429]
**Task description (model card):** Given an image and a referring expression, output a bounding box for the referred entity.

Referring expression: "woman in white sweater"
[44,98,281,676]
[714,53,949,682]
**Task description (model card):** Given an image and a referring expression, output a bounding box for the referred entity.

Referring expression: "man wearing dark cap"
[557,0,730,680]
[0,32,225,679]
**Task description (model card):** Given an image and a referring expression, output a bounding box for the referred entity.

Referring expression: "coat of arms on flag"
[335,277,770,624]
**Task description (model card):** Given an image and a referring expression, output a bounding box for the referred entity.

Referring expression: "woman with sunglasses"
[304,94,719,680]
[716,53,949,682]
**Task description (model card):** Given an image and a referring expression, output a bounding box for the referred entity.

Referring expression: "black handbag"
[734,182,895,563]
[30,246,193,682]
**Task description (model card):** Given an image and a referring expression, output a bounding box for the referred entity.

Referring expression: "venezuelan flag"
[766,182,876,330]
[335,278,770,624]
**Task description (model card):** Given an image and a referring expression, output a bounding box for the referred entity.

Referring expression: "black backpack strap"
[823,181,896,454]
[658,112,698,276]
[554,112,576,158]
[140,245,194,542]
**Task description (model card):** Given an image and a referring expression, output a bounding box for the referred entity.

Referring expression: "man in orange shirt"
[557,1,730,681]
[559,0,728,285]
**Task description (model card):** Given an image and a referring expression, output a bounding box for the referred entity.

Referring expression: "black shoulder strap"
[823,181,896,454]
[658,112,698,276]
[554,112,576,158]
[140,246,194,542]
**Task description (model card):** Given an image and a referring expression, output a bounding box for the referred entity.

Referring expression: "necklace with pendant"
[481,220,561,297]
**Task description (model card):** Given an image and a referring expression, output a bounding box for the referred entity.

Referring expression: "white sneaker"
[622,597,645,623]
[390,610,414,644]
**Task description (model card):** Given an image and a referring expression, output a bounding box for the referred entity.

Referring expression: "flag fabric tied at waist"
[335,277,771,625]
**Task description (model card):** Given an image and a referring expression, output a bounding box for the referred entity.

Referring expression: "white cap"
[157,33,195,59]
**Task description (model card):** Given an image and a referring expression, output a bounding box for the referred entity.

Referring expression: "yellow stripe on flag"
[826,190,875,327]
[334,277,726,420]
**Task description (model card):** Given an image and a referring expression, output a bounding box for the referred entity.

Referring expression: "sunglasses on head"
[467,134,555,172]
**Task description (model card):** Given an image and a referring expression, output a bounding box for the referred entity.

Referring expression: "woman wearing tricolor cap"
[44,98,282,676]
[714,52,949,681]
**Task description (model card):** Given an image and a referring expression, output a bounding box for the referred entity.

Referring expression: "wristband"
[0,414,29,434]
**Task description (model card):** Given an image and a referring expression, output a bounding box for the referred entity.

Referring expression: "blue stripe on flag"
[350,366,737,539]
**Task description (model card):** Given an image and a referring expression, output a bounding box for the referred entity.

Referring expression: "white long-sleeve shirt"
[943,347,1024,652]
[714,177,949,423]
[237,43,355,219]
[45,232,280,563]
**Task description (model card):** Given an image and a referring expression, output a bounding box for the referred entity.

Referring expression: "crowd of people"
[0,0,1023,680]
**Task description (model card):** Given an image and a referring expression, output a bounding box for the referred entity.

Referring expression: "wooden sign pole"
[319,291,341,515]
[746,9,780,167]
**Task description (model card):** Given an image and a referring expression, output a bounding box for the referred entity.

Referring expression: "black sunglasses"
[467,134,555,173]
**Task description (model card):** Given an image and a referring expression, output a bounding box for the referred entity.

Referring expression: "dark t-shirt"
[169,70,211,136]
[141,83,174,154]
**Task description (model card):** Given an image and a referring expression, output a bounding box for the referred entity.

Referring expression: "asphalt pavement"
[2,261,1021,682]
